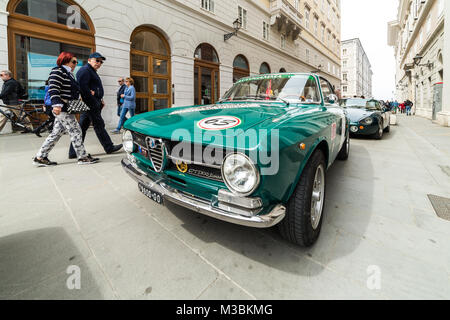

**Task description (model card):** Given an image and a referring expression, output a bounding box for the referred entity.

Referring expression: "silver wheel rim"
[346,137,349,153]
[379,125,383,136]
[311,164,325,230]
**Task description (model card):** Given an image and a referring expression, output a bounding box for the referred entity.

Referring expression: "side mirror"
[326,94,338,104]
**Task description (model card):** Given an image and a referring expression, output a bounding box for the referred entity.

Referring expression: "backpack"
[44,86,52,106]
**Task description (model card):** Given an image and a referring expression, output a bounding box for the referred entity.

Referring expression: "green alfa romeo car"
[121,73,350,247]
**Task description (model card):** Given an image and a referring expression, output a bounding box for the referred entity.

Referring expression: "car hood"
[346,108,374,123]
[125,101,314,148]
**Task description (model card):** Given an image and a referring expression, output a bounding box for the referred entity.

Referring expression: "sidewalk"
[0,117,449,300]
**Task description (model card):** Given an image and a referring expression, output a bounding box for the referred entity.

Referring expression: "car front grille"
[146,137,165,173]
[132,132,225,181]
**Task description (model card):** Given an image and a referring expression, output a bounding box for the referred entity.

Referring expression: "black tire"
[373,122,384,140]
[279,150,327,247]
[337,132,350,161]
[384,124,390,133]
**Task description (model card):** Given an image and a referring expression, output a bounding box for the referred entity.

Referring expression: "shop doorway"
[7,0,95,102]
[194,43,220,105]
[130,27,171,114]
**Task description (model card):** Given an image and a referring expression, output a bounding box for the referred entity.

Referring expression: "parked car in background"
[121,73,350,247]
[340,98,391,139]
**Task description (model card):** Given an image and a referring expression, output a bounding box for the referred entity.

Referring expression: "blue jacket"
[117,84,127,107]
[122,85,136,109]
[76,64,104,109]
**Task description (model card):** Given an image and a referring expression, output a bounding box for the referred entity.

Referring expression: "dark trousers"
[69,105,114,157]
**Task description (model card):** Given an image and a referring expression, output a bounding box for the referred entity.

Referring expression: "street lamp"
[413,54,434,69]
[224,19,242,41]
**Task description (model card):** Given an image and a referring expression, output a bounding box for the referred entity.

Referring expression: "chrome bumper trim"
[122,158,286,228]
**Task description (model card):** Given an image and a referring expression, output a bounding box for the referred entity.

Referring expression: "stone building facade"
[388,0,450,126]
[0,0,342,130]
[340,38,373,99]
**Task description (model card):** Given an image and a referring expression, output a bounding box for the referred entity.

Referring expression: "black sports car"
[339,98,391,140]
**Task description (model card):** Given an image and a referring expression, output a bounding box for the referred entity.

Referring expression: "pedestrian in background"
[112,77,136,134]
[33,52,99,167]
[68,52,122,159]
[0,70,33,133]
[116,77,127,119]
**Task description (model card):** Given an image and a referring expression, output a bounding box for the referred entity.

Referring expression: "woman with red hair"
[33,52,99,167]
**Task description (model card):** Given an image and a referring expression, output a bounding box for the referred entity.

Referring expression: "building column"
[95,34,131,128]
[220,64,233,99]
[172,55,194,108]
[437,0,450,126]
[0,9,12,135]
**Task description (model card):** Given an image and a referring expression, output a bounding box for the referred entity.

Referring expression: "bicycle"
[0,100,45,134]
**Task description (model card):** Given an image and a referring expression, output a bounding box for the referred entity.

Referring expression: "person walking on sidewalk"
[116,77,127,119]
[112,77,136,134]
[68,52,122,159]
[33,52,99,167]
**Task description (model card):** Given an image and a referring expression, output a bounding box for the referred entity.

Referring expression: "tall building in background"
[388,0,448,125]
[0,0,342,131]
[340,38,373,99]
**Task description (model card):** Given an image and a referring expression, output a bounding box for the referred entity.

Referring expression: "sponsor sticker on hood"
[198,116,242,130]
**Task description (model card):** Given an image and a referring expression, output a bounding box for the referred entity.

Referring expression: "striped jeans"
[37,112,88,159]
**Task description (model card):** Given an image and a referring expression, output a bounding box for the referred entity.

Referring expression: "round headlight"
[123,130,134,154]
[222,153,260,196]
[363,117,373,125]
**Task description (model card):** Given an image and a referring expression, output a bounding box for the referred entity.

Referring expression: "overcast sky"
[341,0,399,100]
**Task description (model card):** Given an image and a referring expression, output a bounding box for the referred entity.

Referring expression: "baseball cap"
[89,52,106,60]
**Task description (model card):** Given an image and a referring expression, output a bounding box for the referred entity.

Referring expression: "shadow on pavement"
[163,144,375,277]
[0,228,104,300]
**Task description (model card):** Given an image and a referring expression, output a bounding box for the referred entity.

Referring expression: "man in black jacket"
[69,53,122,159]
[0,70,20,105]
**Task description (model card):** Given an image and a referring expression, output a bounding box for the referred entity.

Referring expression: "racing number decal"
[198,116,242,130]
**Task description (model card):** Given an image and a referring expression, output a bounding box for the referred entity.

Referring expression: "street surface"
[0,115,449,299]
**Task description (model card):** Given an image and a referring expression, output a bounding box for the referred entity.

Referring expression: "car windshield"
[221,74,322,104]
[340,99,379,111]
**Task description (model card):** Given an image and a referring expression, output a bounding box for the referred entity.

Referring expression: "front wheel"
[279,150,327,247]
[337,133,350,161]
[373,122,384,140]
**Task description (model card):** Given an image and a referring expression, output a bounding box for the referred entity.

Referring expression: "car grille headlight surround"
[222,153,260,196]
[123,130,135,154]
[362,117,373,125]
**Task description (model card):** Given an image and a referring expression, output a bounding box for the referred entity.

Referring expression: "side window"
[301,76,321,103]
[319,77,336,104]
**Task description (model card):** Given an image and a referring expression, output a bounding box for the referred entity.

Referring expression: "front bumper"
[349,123,378,135]
[122,157,286,228]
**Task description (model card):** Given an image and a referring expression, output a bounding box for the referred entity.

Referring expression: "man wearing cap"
[69,52,122,159]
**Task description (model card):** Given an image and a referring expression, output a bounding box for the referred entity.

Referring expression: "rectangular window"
[343,73,347,81]
[305,8,310,29]
[238,6,247,29]
[201,0,214,12]
[14,35,91,101]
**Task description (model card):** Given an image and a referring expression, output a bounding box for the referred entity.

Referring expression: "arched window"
[233,55,250,83]
[259,62,271,74]
[279,68,287,73]
[7,0,95,102]
[194,43,220,105]
[130,27,171,114]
